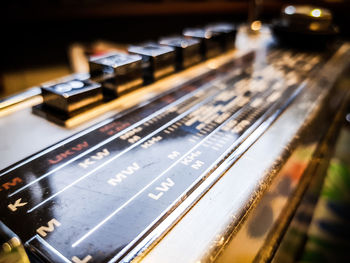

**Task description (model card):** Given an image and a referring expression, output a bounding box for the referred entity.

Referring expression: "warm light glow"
[310,8,322,17]
[204,31,212,39]
[309,22,321,31]
[207,61,219,69]
[251,20,262,31]
[285,5,296,15]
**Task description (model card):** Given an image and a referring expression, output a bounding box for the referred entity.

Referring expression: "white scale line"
[27,87,223,213]
[9,83,215,198]
[26,235,71,263]
[71,102,241,248]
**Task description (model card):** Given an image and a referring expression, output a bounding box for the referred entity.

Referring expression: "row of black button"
[40,23,236,115]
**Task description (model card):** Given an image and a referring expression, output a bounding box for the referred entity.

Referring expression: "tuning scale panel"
[0,46,330,263]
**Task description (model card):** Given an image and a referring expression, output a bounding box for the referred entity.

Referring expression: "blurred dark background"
[1,0,350,97]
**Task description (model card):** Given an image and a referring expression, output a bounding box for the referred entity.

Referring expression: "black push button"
[41,76,102,114]
[206,23,237,51]
[159,36,201,70]
[183,28,221,59]
[89,52,143,97]
[128,43,175,84]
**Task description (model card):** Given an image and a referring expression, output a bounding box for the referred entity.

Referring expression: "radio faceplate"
[0,28,350,263]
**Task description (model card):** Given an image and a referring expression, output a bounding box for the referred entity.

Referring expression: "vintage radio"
[0,8,349,263]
